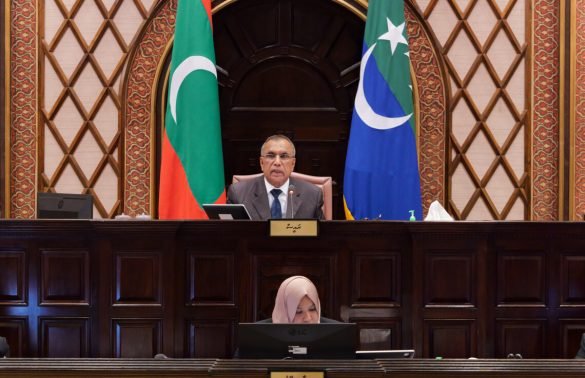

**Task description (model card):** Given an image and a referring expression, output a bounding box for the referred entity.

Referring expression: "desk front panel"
[0,221,584,358]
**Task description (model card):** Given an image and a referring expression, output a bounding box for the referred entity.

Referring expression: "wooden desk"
[1,359,585,378]
[0,220,585,358]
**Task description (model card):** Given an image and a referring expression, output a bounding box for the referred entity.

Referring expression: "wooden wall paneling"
[424,251,476,306]
[1,228,44,356]
[352,252,401,306]
[559,320,585,359]
[350,318,401,351]
[0,318,26,357]
[411,223,489,358]
[0,249,26,303]
[492,226,550,304]
[495,319,547,358]
[2,221,585,358]
[95,228,113,358]
[496,252,546,305]
[345,222,412,351]
[39,317,89,357]
[556,225,585,306]
[112,318,161,358]
[187,253,235,305]
[37,249,92,357]
[28,223,96,357]
[97,222,178,358]
[491,223,555,357]
[186,320,233,358]
[554,225,585,357]
[184,251,236,358]
[424,319,477,358]
[178,222,243,358]
[561,254,585,304]
[40,249,89,305]
[114,252,162,305]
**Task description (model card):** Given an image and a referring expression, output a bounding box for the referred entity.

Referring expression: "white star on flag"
[378,18,408,55]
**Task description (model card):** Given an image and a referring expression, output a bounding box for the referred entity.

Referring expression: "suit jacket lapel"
[252,177,271,220]
[290,178,302,218]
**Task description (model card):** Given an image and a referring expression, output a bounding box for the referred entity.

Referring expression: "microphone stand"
[287,184,296,219]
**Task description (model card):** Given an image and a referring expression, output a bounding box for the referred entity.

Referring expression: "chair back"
[232,172,333,220]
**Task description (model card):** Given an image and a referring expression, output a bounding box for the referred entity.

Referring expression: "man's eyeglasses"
[261,153,294,162]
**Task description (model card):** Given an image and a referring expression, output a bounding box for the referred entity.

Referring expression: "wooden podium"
[0,220,585,358]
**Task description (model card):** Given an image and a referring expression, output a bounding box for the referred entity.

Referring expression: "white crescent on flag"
[354,42,412,130]
[169,55,217,124]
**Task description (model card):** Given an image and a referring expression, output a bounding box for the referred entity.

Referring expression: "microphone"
[287,184,296,218]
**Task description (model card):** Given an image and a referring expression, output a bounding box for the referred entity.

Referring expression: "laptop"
[202,204,251,220]
[237,323,357,359]
[355,349,415,359]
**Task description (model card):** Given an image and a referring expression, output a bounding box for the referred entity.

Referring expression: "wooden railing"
[1,358,585,377]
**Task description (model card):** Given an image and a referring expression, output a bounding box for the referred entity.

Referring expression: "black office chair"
[233,172,333,220]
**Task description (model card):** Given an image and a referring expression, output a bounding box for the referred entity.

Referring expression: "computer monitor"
[37,192,93,219]
[203,204,251,220]
[237,323,357,359]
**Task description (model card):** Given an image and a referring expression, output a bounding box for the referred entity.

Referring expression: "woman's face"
[292,295,319,323]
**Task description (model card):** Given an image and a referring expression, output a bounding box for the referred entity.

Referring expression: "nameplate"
[269,219,319,237]
[270,372,324,378]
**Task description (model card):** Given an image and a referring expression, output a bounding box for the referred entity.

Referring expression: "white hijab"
[272,275,321,323]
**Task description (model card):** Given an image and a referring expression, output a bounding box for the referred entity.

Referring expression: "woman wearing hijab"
[270,275,337,324]
[234,275,337,357]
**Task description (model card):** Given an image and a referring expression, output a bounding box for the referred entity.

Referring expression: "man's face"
[260,139,296,187]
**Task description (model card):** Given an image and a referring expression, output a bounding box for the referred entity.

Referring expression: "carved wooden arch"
[121,0,447,217]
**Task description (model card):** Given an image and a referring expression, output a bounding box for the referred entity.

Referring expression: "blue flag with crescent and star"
[343,0,422,221]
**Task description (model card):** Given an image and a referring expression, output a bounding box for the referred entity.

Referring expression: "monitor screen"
[37,193,93,219]
[203,204,251,220]
[237,323,357,359]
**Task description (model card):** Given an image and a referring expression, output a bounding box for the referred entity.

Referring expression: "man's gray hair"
[261,134,296,157]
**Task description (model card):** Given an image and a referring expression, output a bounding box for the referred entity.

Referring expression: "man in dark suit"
[227,135,324,220]
[0,336,9,358]
[576,333,585,359]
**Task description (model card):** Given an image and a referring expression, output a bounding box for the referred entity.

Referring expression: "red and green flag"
[158,0,226,219]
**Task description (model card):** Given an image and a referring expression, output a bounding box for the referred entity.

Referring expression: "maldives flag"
[343,0,422,220]
[158,0,226,219]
